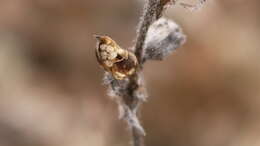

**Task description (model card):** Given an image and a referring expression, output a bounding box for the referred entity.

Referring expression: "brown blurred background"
[0,0,260,146]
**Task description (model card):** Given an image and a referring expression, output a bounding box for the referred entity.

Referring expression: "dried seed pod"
[143,18,186,61]
[95,35,138,80]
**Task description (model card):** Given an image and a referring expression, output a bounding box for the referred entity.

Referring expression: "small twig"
[130,0,173,146]
[132,127,144,146]
[98,0,187,146]
[179,0,207,11]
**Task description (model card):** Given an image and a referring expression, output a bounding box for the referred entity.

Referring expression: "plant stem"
[130,0,171,146]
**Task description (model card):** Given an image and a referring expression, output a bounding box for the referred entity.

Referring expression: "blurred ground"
[0,0,260,146]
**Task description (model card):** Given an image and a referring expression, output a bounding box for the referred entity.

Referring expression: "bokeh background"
[0,0,260,146]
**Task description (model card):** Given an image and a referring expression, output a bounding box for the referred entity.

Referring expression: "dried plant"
[95,0,206,146]
[179,0,207,11]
